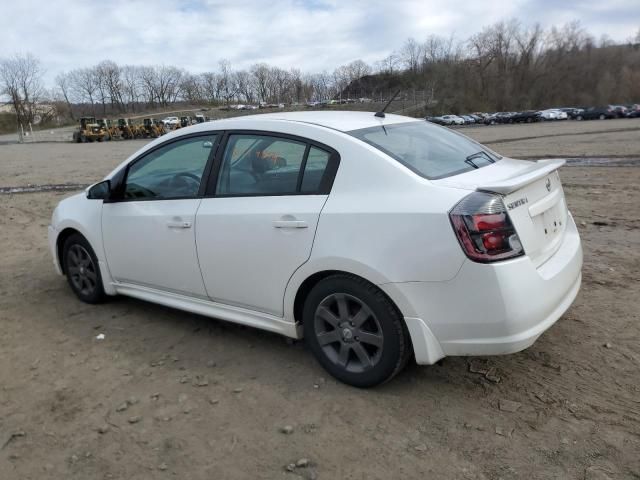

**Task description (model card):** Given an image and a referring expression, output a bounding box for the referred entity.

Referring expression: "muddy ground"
[1,119,639,479]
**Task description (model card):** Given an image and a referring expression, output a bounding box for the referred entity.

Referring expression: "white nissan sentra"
[48,111,582,387]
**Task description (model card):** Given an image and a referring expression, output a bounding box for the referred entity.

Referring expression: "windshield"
[348,121,501,180]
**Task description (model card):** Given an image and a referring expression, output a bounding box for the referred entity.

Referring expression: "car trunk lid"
[434,158,568,267]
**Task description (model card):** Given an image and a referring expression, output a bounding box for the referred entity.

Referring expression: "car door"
[102,133,218,297]
[196,132,339,316]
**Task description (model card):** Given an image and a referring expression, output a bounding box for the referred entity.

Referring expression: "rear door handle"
[167,220,192,229]
[273,220,308,229]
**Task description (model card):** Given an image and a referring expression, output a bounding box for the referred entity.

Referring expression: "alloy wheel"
[313,293,384,373]
[67,244,98,296]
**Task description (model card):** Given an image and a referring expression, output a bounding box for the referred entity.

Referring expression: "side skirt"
[113,282,301,338]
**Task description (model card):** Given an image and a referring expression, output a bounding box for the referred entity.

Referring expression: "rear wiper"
[465,157,479,169]
[465,151,495,169]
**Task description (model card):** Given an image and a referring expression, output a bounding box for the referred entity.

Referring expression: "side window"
[301,147,331,193]
[216,134,306,195]
[125,135,216,200]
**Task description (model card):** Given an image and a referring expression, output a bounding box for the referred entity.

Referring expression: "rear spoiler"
[477,159,566,195]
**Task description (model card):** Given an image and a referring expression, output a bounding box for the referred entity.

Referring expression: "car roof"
[209,111,419,132]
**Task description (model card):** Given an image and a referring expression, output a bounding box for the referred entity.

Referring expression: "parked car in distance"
[484,112,514,125]
[426,115,463,126]
[626,107,640,118]
[440,115,465,125]
[162,116,179,126]
[559,107,584,119]
[553,110,568,120]
[608,105,628,118]
[539,109,567,121]
[510,110,541,123]
[575,107,615,120]
[48,111,582,387]
[426,116,447,125]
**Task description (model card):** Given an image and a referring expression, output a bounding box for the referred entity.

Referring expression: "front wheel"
[62,233,106,304]
[599,114,606,120]
[303,274,411,388]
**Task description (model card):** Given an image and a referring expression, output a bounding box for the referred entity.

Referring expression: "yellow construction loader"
[72,117,108,143]
[116,118,136,140]
[142,118,164,138]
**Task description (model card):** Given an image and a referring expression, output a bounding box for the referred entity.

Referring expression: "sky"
[1,0,638,84]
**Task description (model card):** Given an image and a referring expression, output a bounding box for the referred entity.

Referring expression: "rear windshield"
[348,121,501,180]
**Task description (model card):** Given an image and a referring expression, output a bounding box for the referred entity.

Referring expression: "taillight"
[449,192,524,263]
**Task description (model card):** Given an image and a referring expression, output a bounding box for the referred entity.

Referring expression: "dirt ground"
[1,119,639,479]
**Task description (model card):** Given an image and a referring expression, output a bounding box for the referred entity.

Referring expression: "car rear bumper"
[381,213,583,364]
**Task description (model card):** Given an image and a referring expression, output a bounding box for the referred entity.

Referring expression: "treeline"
[1,19,640,126]
[53,59,372,118]
[381,20,640,113]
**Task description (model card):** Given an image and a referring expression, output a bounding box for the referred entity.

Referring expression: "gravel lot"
[1,119,639,479]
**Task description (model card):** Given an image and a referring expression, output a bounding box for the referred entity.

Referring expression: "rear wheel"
[62,233,105,304]
[303,274,411,388]
[576,115,583,121]
[599,114,606,120]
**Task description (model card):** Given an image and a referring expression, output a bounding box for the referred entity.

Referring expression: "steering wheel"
[169,172,201,193]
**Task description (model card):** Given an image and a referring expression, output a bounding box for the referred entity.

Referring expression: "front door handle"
[167,220,192,229]
[273,220,308,229]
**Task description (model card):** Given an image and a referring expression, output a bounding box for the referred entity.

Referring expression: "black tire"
[62,233,106,304]
[303,274,411,388]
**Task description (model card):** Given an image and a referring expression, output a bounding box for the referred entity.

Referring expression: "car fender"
[283,255,394,324]
[282,256,447,364]
[51,192,117,295]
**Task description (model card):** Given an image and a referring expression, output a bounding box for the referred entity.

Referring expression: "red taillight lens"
[449,192,524,263]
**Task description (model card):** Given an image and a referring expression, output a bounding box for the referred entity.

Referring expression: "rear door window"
[301,147,330,193]
[215,134,337,196]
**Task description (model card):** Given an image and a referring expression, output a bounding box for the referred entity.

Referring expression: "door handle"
[273,220,308,229]
[167,220,192,229]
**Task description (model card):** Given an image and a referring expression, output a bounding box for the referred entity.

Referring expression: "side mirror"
[87,180,111,200]
[202,140,213,148]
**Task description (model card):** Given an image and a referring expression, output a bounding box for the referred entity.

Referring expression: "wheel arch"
[287,265,446,365]
[56,227,84,275]
[290,268,411,334]
[53,223,117,296]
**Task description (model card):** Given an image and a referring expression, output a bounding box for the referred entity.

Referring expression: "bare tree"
[234,70,254,103]
[200,72,221,103]
[54,71,75,120]
[218,60,236,105]
[250,63,270,103]
[180,73,203,103]
[0,53,45,134]
[121,65,142,112]
[70,67,99,115]
[399,38,423,73]
[376,53,399,74]
[97,60,125,113]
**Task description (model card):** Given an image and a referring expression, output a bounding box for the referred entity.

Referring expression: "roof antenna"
[375,89,401,118]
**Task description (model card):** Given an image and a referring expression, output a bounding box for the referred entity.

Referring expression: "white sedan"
[441,115,465,125]
[539,109,568,121]
[162,116,179,126]
[48,111,582,387]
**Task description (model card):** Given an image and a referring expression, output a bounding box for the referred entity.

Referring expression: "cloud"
[1,0,637,84]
